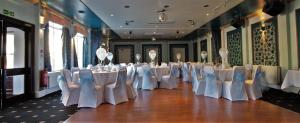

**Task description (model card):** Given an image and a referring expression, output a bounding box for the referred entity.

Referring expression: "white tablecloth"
[214,68,233,82]
[136,66,170,81]
[281,70,300,89]
[73,71,118,86]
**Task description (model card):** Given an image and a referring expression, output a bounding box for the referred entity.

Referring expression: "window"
[73,33,84,68]
[48,21,63,71]
[6,33,14,68]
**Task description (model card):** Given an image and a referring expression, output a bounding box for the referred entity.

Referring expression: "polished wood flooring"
[65,82,300,123]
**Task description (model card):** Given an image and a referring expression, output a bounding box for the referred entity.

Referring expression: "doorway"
[0,14,35,109]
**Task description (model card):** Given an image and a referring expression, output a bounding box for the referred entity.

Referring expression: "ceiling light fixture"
[78,10,85,13]
[203,4,209,8]
[158,12,167,22]
[206,13,210,16]
[124,5,130,8]
[110,14,114,17]
[120,26,123,28]
[152,37,156,41]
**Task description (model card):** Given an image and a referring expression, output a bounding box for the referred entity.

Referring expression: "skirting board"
[35,86,60,98]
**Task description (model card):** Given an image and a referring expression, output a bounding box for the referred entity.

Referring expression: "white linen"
[160,66,178,89]
[105,70,129,105]
[204,66,222,99]
[57,75,80,106]
[214,68,234,82]
[182,63,190,82]
[73,70,118,86]
[222,66,248,101]
[154,67,170,81]
[133,66,144,89]
[142,66,158,90]
[191,65,205,95]
[78,69,104,108]
[246,66,263,100]
[281,70,300,89]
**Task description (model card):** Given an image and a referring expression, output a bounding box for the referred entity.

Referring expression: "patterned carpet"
[262,88,300,113]
[0,92,78,123]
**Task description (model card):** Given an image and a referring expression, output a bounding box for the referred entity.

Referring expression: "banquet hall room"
[1,0,300,122]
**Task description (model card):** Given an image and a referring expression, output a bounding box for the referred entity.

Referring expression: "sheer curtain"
[44,23,52,71]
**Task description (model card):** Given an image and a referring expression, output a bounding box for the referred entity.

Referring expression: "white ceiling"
[81,0,244,39]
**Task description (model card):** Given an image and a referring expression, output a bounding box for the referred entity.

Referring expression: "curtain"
[62,27,72,69]
[83,37,89,67]
[90,29,101,65]
[211,29,221,63]
[73,38,78,67]
[44,23,52,71]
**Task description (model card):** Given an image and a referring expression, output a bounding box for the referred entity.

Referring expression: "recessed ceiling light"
[124,5,130,8]
[206,13,209,16]
[153,32,156,34]
[203,4,209,8]
[110,14,114,17]
[78,10,85,13]
[120,26,123,28]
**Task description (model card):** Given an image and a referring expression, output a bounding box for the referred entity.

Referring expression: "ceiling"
[81,0,244,39]
[44,0,104,28]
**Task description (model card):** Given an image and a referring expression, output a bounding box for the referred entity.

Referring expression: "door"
[0,15,34,109]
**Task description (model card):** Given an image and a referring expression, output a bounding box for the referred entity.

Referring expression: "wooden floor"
[65,82,300,123]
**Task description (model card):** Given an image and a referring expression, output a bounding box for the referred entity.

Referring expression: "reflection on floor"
[66,82,300,123]
[1,82,300,123]
[0,92,78,123]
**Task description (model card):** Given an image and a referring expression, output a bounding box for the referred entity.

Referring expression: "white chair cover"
[142,66,157,90]
[191,65,206,95]
[71,67,80,75]
[62,69,75,85]
[133,66,143,89]
[105,70,129,105]
[161,62,168,67]
[160,65,178,89]
[182,63,190,82]
[78,69,104,108]
[246,66,263,100]
[204,66,222,99]
[245,64,253,80]
[222,66,248,101]
[57,75,80,106]
[126,66,138,99]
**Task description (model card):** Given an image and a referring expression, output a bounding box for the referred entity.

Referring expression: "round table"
[73,70,118,86]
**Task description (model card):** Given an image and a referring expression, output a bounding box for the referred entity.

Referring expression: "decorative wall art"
[227,28,243,66]
[251,17,279,66]
[114,45,134,63]
[169,44,189,62]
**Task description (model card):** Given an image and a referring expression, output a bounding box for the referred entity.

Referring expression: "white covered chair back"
[62,69,72,84]
[142,65,157,90]
[78,69,99,108]
[57,75,70,104]
[203,66,221,98]
[182,63,190,82]
[229,66,248,101]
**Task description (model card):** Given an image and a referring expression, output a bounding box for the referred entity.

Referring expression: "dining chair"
[142,65,158,90]
[57,75,80,106]
[78,69,104,108]
[245,65,263,100]
[182,63,190,82]
[133,66,143,89]
[105,69,129,105]
[126,66,137,99]
[204,66,222,99]
[222,66,248,101]
[191,65,206,95]
[160,65,178,89]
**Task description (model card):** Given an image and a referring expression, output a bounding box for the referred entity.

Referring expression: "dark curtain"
[211,29,222,63]
[62,27,72,69]
[90,29,101,65]
[83,37,89,67]
[73,38,78,67]
[44,23,52,71]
